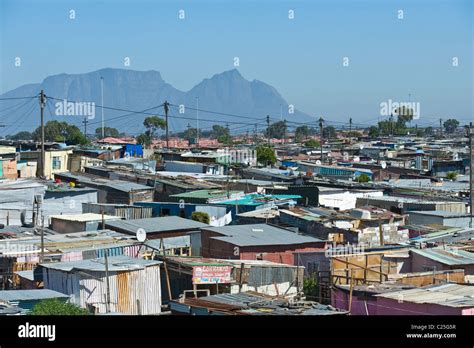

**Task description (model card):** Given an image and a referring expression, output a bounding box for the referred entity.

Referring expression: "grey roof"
[40,255,161,272]
[204,223,323,247]
[375,284,474,308]
[0,289,69,301]
[145,236,191,250]
[55,172,151,192]
[14,270,34,281]
[409,210,470,218]
[105,216,207,235]
[411,247,474,266]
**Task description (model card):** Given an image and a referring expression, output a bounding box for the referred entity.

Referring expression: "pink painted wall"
[331,287,378,315]
[375,298,466,315]
[332,287,472,315]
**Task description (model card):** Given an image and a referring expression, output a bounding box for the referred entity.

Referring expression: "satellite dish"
[136,228,147,242]
[316,160,322,165]
[381,161,387,169]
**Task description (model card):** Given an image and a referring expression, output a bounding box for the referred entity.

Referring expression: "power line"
[0,96,38,101]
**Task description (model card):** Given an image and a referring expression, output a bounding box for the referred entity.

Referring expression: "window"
[52,156,61,170]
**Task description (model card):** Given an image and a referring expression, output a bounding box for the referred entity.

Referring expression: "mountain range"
[0,68,314,136]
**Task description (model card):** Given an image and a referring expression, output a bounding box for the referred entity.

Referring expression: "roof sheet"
[49,213,119,222]
[411,247,474,266]
[105,216,207,234]
[375,284,474,308]
[204,223,323,246]
[0,289,69,301]
[40,255,161,272]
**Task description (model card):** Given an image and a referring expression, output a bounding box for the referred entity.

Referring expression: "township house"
[200,224,326,265]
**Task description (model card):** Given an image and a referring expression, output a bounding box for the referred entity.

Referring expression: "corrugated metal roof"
[145,236,191,249]
[411,247,474,266]
[49,213,119,222]
[204,223,323,246]
[106,216,207,234]
[375,284,474,308]
[40,255,161,272]
[0,289,69,301]
[55,172,152,192]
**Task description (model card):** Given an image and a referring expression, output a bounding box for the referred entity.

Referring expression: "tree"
[323,126,336,139]
[95,127,119,138]
[394,106,414,124]
[7,131,32,140]
[346,131,362,138]
[414,128,424,137]
[191,211,210,224]
[355,173,370,183]
[32,121,88,145]
[446,172,457,181]
[295,125,309,142]
[368,126,380,138]
[143,116,166,139]
[217,134,233,145]
[304,139,320,148]
[443,119,459,134]
[182,127,197,141]
[209,125,229,139]
[424,126,434,136]
[256,145,277,166]
[266,121,287,139]
[136,133,151,147]
[303,277,319,300]
[31,299,89,315]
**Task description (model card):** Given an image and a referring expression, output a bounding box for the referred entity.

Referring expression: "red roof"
[97,137,136,144]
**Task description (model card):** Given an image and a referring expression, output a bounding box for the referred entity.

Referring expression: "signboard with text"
[192,266,232,284]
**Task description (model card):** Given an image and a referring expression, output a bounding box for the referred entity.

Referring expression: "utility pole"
[319,117,324,164]
[100,77,105,139]
[469,123,473,228]
[389,113,394,138]
[82,116,88,137]
[40,214,45,263]
[164,100,170,149]
[253,123,258,145]
[266,115,270,145]
[439,118,443,137]
[196,97,199,146]
[39,90,46,178]
[349,117,352,133]
[104,249,111,313]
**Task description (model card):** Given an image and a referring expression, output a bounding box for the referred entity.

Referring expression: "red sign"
[192,266,232,284]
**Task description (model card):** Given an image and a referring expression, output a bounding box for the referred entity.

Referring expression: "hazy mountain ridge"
[0,68,313,136]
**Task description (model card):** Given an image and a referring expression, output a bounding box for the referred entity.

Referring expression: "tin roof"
[40,255,162,272]
[204,223,324,246]
[411,247,474,266]
[49,213,119,222]
[105,216,207,234]
[174,292,347,315]
[375,284,474,308]
[0,289,69,302]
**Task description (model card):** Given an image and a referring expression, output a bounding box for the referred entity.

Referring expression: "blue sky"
[0,0,472,125]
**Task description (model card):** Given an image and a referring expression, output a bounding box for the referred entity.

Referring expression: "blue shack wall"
[123,144,143,158]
